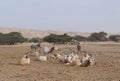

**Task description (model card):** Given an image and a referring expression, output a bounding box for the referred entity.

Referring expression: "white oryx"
[80,53,95,67]
[20,55,30,65]
[54,52,81,66]
[43,46,58,54]
[38,56,47,61]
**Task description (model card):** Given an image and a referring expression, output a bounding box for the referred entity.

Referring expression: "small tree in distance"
[88,31,108,42]
[43,33,72,44]
[109,35,120,42]
[29,37,42,43]
[0,32,27,45]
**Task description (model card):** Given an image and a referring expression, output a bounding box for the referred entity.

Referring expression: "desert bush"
[28,37,42,43]
[88,31,108,42]
[43,33,72,44]
[73,35,87,41]
[0,32,27,45]
[109,35,120,42]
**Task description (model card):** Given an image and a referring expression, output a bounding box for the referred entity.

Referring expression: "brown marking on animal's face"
[65,57,70,63]
[80,60,90,67]
[26,55,29,59]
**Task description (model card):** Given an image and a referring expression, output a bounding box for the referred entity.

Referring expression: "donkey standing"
[31,43,41,52]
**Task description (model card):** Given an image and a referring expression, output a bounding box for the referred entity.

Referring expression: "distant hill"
[0,27,119,38]
[0,27,91,38]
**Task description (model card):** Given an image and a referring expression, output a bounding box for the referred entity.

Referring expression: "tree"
[88,31,108,42]
[0,33,3,35]
[73,35,87,41]
[43,33,72,44]
[0,32,27,45]
[43,34,58,43]
[29,37,42,43]
[109,35,120,42]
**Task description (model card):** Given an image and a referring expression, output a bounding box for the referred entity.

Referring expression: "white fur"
[38,56,47,61]
[20,55,30,65]
[43,46,58,54]
[43,47,50,54]
[54,46,58,50]
[80,54,95,66]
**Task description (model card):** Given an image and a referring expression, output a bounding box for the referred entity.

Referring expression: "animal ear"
[26,54,30,58]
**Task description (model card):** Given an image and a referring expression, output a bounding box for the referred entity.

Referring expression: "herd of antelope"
[20,43,95,67]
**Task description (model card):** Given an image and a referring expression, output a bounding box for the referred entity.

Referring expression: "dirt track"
[0,43,120,81]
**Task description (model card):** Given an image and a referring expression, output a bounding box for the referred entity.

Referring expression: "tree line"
[0,31,120,45]
[0,32,27,45]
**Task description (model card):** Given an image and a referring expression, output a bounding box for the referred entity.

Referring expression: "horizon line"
[0,26,120,34]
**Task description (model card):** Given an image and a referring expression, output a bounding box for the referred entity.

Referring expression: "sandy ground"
[0,43,120,81]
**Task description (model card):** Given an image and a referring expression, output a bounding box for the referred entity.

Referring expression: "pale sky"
[0,0,120,33]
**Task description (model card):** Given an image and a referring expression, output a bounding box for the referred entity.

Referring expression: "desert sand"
[0,42,120,81]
